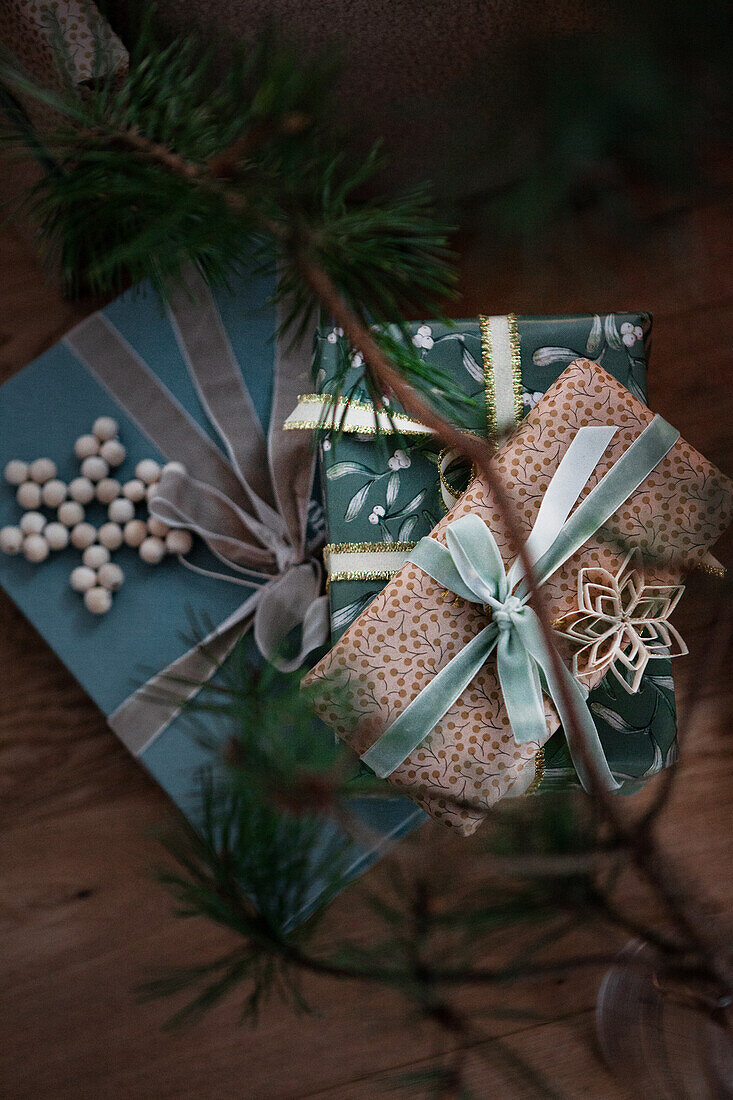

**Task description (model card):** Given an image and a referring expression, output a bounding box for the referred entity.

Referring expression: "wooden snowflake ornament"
[559,549,688,694]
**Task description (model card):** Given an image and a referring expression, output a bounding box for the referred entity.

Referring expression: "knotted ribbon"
[360,415,680,791]
[63,265,330,755]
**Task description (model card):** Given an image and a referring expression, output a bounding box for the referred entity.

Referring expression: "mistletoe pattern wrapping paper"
[305,360,733,832]
[318,313,653,638]
[315,313,679,792]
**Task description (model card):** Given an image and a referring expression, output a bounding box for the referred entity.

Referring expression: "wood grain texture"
[0,172,731,1098]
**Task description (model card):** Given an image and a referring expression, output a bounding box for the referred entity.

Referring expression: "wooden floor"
[1,173,732,1098]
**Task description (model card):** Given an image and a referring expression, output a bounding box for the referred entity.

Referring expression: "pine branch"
[0,35,456,326]
[144,652,729,1030]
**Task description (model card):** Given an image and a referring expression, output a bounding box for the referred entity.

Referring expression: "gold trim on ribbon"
[324,540,418,584]
[507,312,525,425]
[479,314,524,438]
[329,569,405,583]
[283,393,430,435]
[525,747,545,795]
[696,559,727,577]
[437,447,477,514]
[325,540,418,554]
[479,314,497,438]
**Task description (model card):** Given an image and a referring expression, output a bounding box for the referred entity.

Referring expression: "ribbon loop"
[445,516,508,604]
[254,561,330,673]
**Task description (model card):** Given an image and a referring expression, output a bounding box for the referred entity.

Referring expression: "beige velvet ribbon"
[63,266,329,755]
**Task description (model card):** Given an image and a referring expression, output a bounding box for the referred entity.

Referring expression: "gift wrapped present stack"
[2,282,731,920]
[286,313,732,832]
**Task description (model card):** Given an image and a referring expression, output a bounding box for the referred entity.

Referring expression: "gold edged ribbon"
[480,313,524,438]
[283,394,431,436]
[324,541,419,583]
[284,315,524,442]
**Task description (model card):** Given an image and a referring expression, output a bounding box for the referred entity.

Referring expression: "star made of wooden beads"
[1,416,194,614]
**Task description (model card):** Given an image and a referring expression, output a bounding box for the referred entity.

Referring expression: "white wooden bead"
[93,416,119,442]
[165,529,193,555]
[82,544,110,569]
[20,511,46,535]
[68,477,95,504]
[74,434,100,460]
[99,439,126,467]
[0,526,23,554]
[41,479,67,508]
[145,483,158,502]
[122,478,146,503]
[123,519,147,548]
[16,482,42,509]
[4,460,28,485]
[19,511,45,536]
[136,459,161,485]
[108,497,134,524]
[70,565,97,593]
[84,586,112,614]
[80,456,109,482]
[146,515,170,538]
[139,536,166,564]
[23,534,49,562]
[45,522,69,551]
[58,501,85,528]
[96,477,121,504]
[70,522,97,550]
[97,562,124,591]
[29,457,57,484]
[98,522,123,550]
[162,461,186,476]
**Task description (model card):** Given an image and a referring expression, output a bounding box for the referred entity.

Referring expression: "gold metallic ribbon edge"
[479,314,497,437]
[283,393,431,435]
[479,313,524,437]
[508,313,525,425]
[324,540,418,583]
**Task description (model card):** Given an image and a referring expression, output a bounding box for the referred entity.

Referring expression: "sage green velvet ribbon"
[360,415,679,791]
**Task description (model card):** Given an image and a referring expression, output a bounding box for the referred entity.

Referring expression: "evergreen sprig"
[0,18,474,419]
[142,648,725,1091]
[1,29,447,301]
[142,650,612,1038]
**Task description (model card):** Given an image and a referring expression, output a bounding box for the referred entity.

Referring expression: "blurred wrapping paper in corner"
[0,0,128,232]
[1,0,127,110]
[304,360,733,834]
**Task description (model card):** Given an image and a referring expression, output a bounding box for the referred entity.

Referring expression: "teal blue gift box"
[0,268,425,926]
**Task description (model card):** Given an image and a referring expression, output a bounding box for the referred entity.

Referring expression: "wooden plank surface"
[0,173,731,1099]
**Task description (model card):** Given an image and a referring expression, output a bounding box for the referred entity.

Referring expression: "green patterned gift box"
[286,313,677,793]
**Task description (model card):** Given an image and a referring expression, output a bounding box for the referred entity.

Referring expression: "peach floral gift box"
[303,360,733,833]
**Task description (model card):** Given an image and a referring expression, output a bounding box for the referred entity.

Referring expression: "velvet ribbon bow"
[64,265,330,755]
[360,415,680,791]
